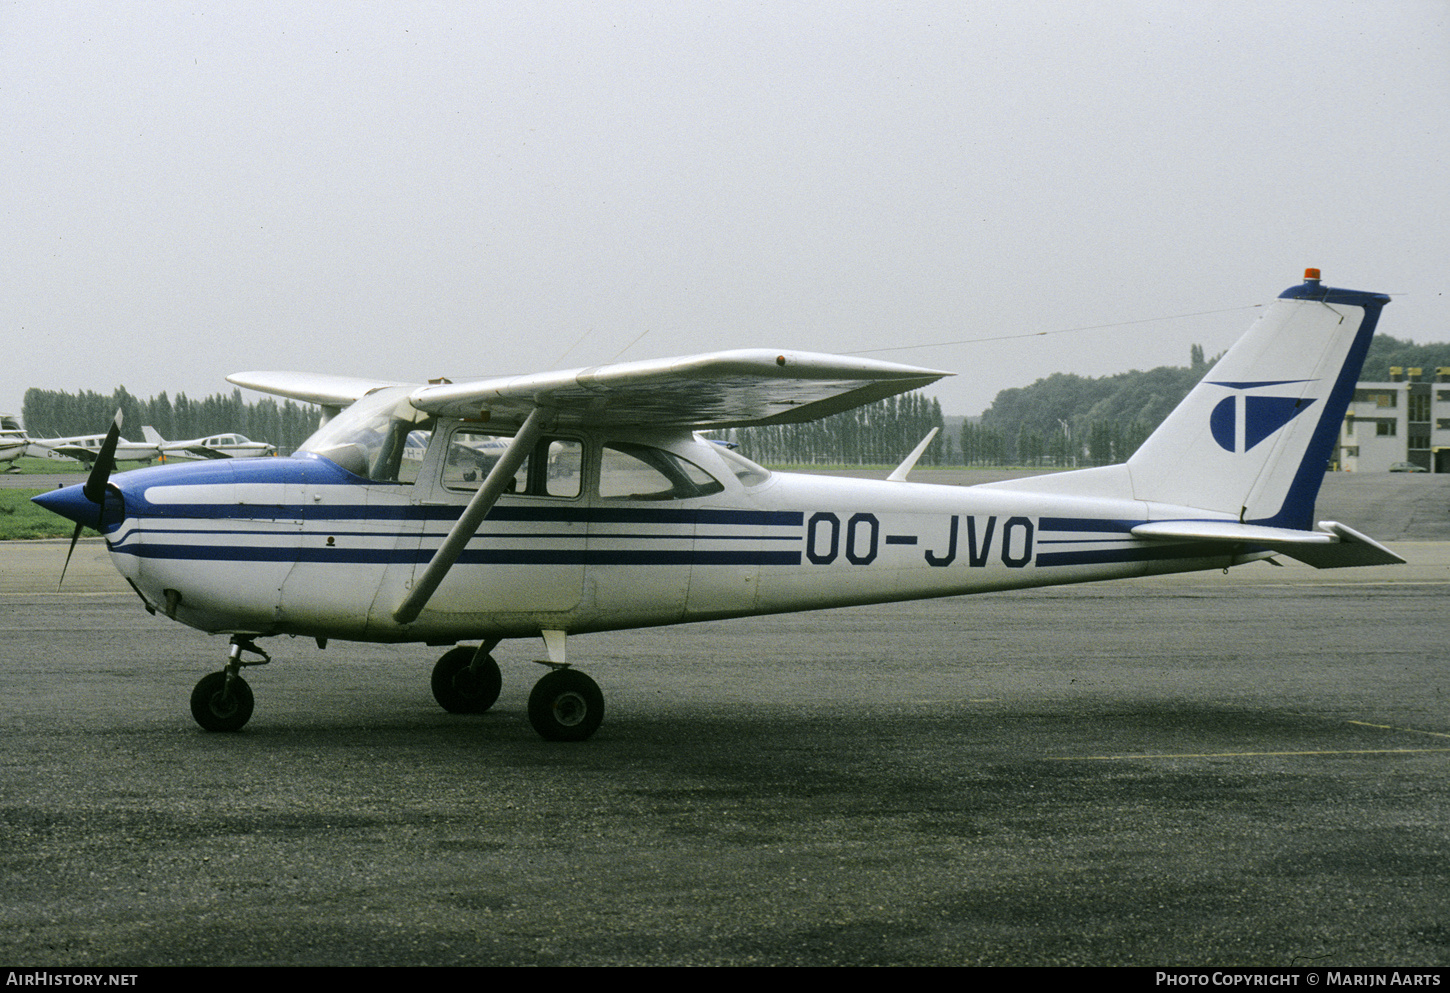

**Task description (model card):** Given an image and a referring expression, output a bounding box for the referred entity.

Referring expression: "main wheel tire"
[190,671,255,732]
[527,669,603,742]
[431,647,502,714]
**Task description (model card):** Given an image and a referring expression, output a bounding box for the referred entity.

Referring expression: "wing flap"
[1131,519,1404,569]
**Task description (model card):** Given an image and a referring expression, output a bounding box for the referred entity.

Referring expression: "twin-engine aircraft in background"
[33,270,1402,741]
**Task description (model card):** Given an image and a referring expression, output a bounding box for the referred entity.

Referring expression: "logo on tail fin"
[1207,380,1317,454]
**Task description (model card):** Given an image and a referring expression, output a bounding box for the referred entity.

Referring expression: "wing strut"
[393,407,552,625]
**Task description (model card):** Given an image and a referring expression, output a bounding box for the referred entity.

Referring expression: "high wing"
[407,350,950,428]
[233,350,948,626]
[225,371,406,410]
[230,351,950,429]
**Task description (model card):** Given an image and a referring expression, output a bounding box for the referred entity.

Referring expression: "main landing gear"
[430,642,503,714]
[429,632,604,742]
[190,636,269,732]
[525,666,604,742]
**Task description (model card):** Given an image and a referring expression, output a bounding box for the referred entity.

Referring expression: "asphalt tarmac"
[2,472,1447,966]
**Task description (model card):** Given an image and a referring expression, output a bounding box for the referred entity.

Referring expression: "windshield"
[298,386,436,482]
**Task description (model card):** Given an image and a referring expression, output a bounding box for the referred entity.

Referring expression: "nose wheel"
[190,636,269,732]
[190,671,254,731]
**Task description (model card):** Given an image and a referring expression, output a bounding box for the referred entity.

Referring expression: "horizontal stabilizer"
[1131,519,1404,569]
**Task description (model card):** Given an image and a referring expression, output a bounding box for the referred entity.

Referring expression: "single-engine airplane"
[140,426,277,460]
[1,415,28,469]
[0,414,27,469]
[33,270,1402,741]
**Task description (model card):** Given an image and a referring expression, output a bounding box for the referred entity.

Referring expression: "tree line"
[731,392,952,466]
[971,334,1450,468]
[1360,334,1450,380]
[21,386,320,451]
[971,348,1211,467]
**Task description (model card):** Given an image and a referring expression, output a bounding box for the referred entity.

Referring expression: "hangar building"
[1337,367,1450,473]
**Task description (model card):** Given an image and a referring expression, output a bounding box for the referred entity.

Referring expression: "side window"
[443,430,581,498]
[539,439,583,497]
[599,443,725,500]
[395,430,432,483]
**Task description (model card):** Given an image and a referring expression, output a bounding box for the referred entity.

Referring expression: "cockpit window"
[444,429,582,498]
[599,443,725,500]
[297,386,435,482]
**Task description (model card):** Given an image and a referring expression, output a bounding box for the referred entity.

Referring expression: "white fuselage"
[0,432,25,463]
[159,434,276,459]
[98,426,1249,644]
[28,434,160,463]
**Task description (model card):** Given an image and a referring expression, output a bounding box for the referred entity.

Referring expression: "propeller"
[58,409,124,589]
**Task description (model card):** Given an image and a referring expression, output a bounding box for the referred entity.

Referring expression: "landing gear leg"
[190,636,269,732]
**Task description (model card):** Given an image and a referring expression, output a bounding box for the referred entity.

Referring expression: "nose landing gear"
[190,636,270,732]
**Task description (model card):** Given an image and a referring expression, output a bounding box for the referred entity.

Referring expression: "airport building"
[1336,367,1450,473]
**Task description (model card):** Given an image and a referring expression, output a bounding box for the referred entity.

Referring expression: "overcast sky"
[4,1,1447,426]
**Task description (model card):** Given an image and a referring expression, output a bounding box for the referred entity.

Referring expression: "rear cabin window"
[443,429,582,498]
[599,444,724,500]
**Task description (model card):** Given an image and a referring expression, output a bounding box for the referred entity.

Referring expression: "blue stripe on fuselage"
[1034,544,1222,568]
[108,542,802,567]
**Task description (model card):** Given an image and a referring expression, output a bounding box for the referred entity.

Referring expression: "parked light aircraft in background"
[25,430,161,465]
[1,415,27,469]
[33,270,1402,741]
[140,427,277,460]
